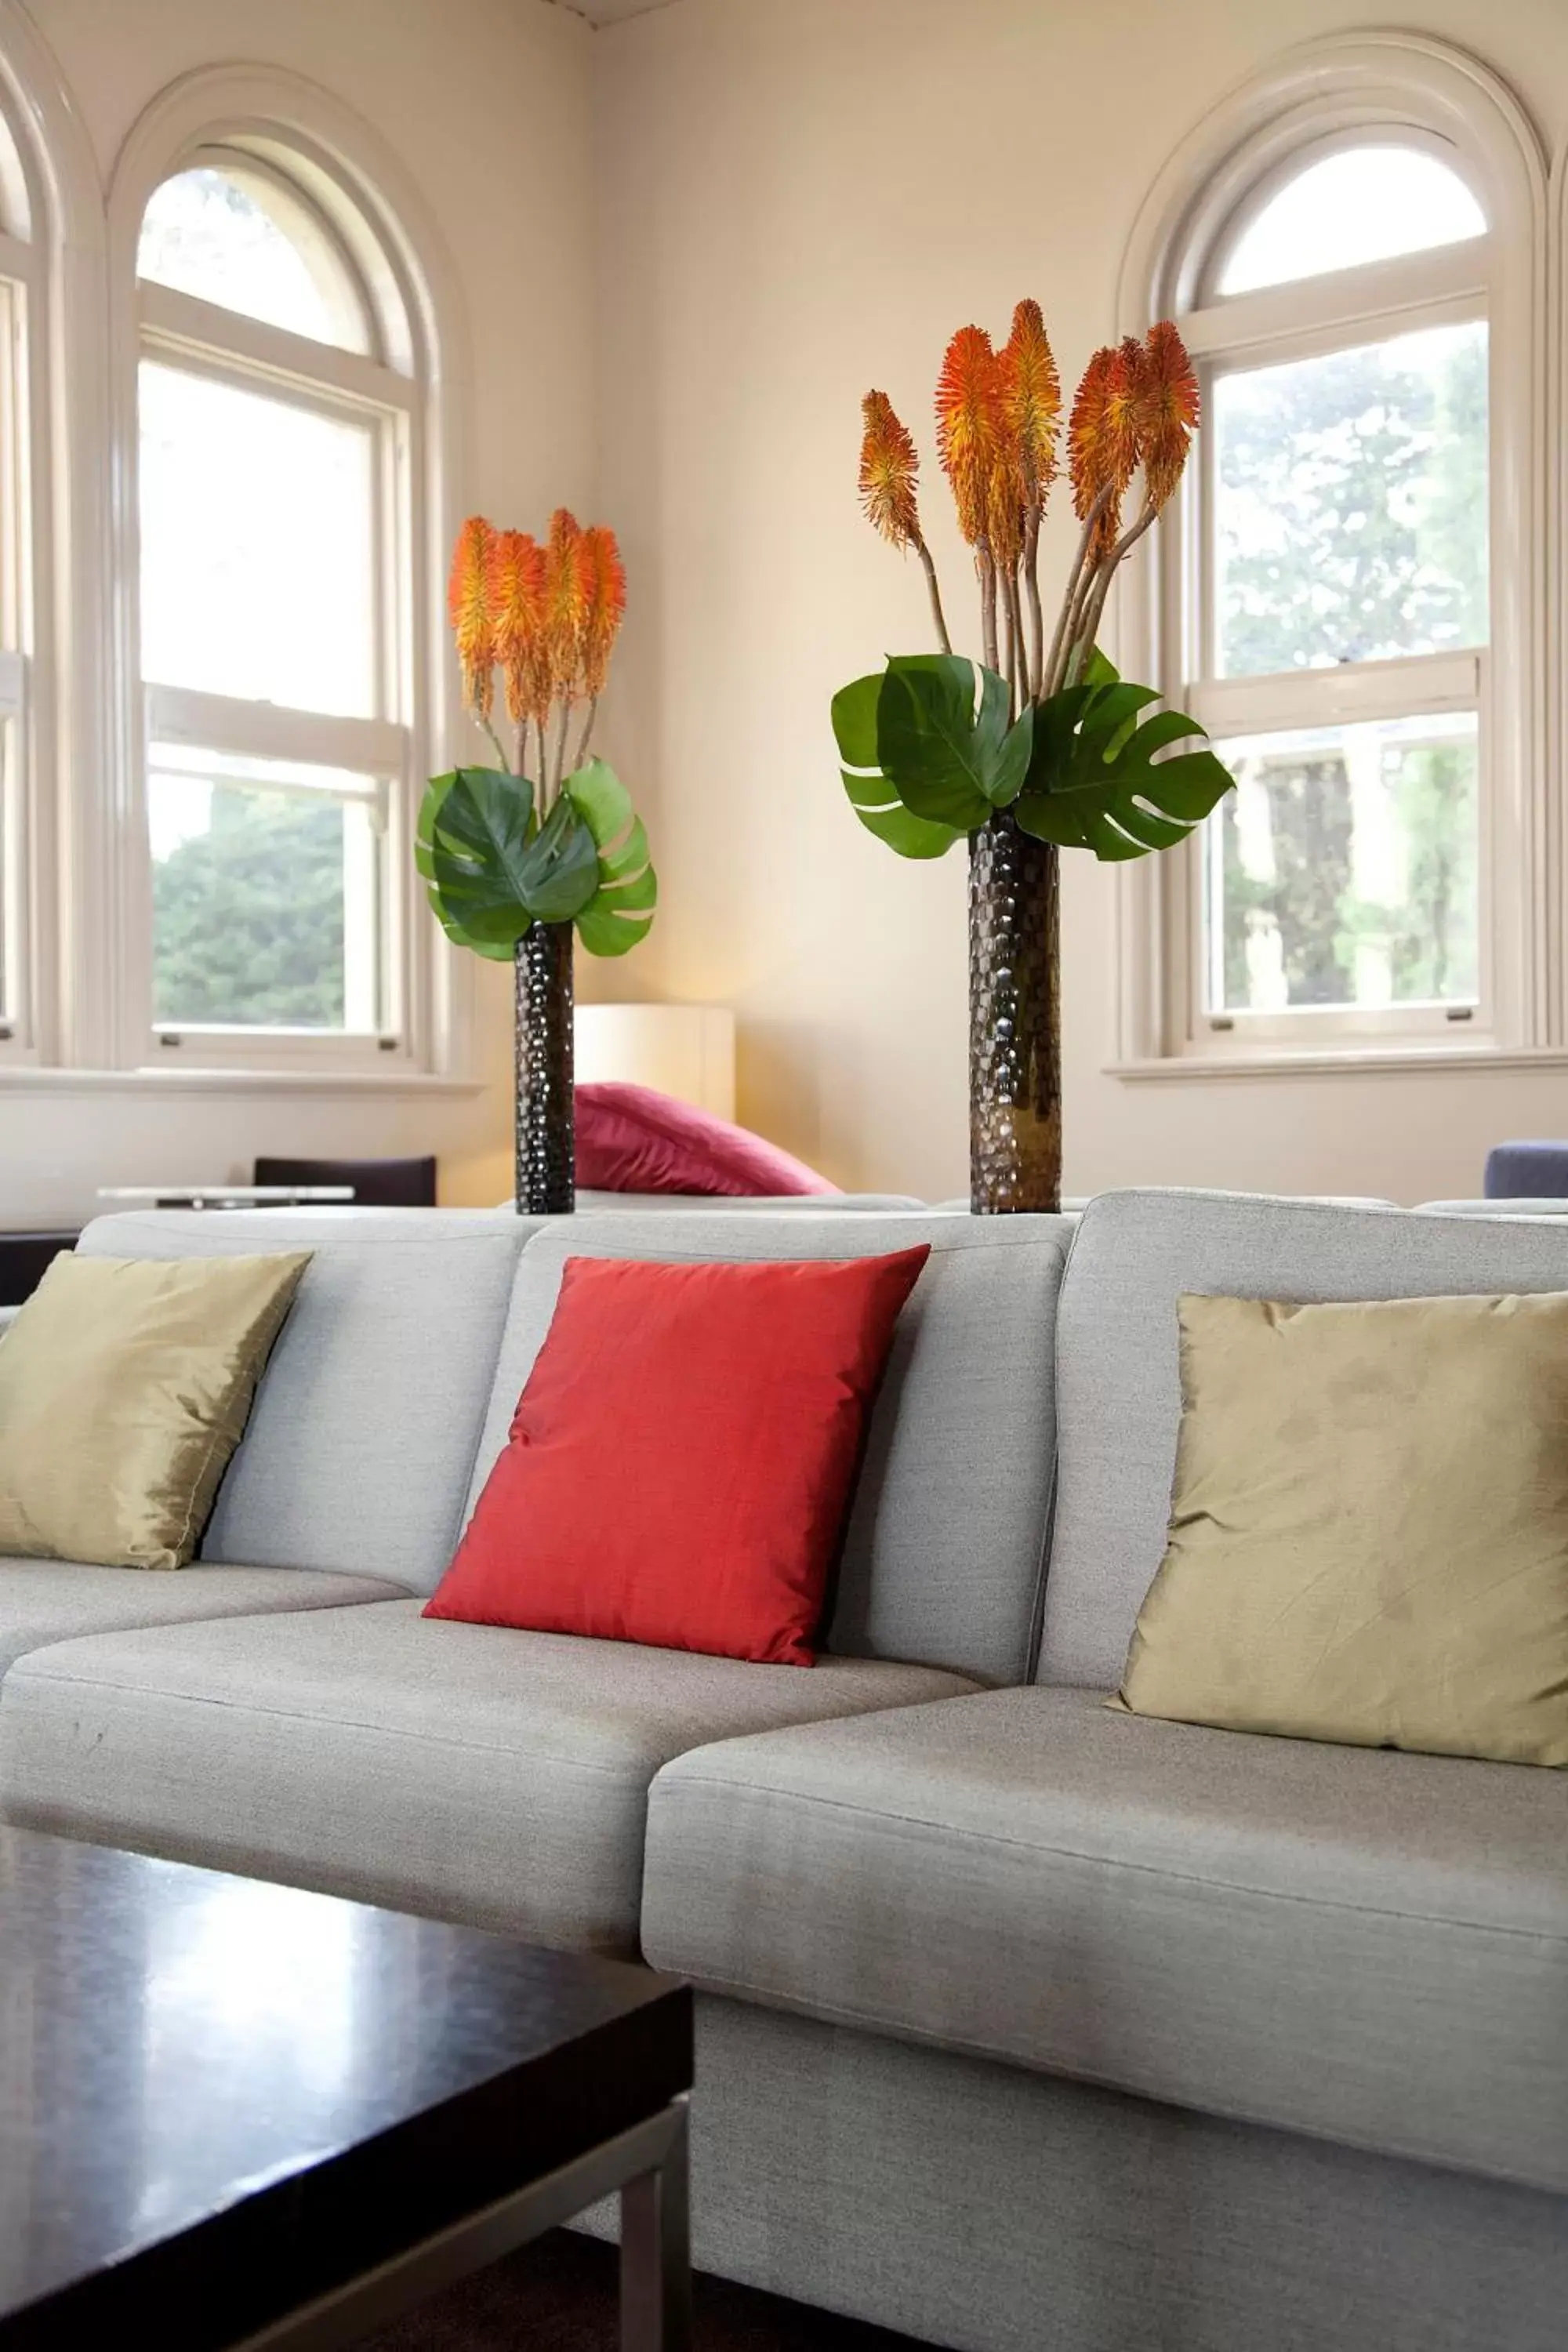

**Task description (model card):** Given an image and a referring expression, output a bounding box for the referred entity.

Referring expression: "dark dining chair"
[252,1156,438,1207]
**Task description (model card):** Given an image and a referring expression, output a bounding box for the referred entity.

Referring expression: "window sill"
[0,1064,485,1098]
[1110,1045,1568,1083]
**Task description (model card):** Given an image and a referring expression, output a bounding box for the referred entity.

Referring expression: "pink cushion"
[575,1083,840,1198]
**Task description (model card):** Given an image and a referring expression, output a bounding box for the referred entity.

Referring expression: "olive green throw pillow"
[1116,1290,1568,1767]
[0,1250,311,1570]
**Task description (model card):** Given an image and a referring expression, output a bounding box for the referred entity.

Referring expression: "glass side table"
[96,1185,357,1210]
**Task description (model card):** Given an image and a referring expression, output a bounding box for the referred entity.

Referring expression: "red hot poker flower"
[936,325,1005,548]
[575,524,628,701]
[448,515,497,716]
[859,391,923,550]
[486,529,546,729]
[1000,299,1061,512]
[1069,340,1143,553]
[1135,318,1200,511]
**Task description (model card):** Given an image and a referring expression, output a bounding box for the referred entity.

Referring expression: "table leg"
[619,2100,691,2352]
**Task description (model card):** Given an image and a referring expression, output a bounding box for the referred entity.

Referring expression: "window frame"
[1110,33,1549,1078]
[1175,225,1493,1054]
[86,67,471,1093]
[126,147,421,1075]
[0,245,31,1058]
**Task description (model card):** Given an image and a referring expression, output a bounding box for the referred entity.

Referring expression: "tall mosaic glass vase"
[514,922,575,1215]
[967,812,1062,1215]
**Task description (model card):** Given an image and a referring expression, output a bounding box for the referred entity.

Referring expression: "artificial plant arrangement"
[418,510,655,1213]
[834,305,1232,1212]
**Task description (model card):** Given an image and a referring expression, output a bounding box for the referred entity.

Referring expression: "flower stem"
[552,699,571,800]
[978,544,999,676]
[1022,510,1044,704]
[916,537,953,655]
[1045,488,1112,698]
[1066,501,1158,687]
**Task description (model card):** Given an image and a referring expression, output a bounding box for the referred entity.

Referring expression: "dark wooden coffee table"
[0,1828,692,2350]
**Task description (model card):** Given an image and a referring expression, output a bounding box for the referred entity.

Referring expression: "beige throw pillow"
[0,1250,311,1570]
[1116,1290,1568,1766]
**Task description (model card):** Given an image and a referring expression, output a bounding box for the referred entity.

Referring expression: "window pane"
[149,750,382,1032]
[1203,712,1479,1015]
[1220,147,1485,294]
[1214,321,1487,678]
[140,361,378,716]
[138,166,366,350]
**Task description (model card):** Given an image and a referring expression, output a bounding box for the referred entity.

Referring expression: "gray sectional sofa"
[0,1192,1563,2352]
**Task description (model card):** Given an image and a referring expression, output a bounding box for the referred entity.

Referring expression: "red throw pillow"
[575,1082,841,1197]
[425,1247,931,1664]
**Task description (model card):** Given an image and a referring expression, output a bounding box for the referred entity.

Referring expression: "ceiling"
[550,0,684,24]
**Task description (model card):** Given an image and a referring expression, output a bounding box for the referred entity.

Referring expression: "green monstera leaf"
[1014,652,1233,862]
[417,765,601,957]
[833,655,1035,858]
[562,758,659,957]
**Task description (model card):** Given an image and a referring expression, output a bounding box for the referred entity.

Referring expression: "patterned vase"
[514,921,575,1215]
[967,811,1062,1214]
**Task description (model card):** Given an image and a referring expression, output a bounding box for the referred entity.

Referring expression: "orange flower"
[1135,318,1200,510]
[486,528,546,728]
[543,507,590,702]
[1069,340,1143,551]
[575,524,628,699]
[999,299,1060,511]
[858,391,923,550]
[936,325,1004,547]
[986,458,1025,574]
[448,514,497,715]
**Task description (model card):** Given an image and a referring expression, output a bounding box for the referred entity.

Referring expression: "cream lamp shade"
[574,1004,736,1120]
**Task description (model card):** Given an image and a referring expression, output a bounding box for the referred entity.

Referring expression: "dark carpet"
[363,2229,926,2350]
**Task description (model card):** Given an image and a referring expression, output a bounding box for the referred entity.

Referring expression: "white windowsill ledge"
[0,1065,485,1098]
[1112,1046,1568,1083]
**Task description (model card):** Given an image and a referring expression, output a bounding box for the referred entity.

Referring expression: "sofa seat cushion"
[642,1686,1568,2194]
[0,1600,977,1957]
[0,1557,405,1677]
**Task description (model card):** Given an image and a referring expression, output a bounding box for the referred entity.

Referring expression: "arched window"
[125,129,429,1067]
[0,106,31,1062]
[1118,38,1546,1069]
[0,5,98,1078]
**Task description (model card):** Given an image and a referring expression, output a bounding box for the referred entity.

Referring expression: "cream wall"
[593,0,1568,1205]
[3,0,593,1221]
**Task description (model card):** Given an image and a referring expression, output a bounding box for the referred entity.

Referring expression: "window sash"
[0,260,27,1054]
[0,654,23,1046]
[130,293,417,1069]
[137,281,411,415]
[1186,652,1483,739]
[1163,260,1496,1057]
[140,684,409,1063]
[1171,668,1490,1054]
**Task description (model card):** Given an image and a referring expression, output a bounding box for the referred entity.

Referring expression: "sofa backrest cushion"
[1040,1189,1568,1688]
[76,1210,537,1591]
[467,1211,1073,1683]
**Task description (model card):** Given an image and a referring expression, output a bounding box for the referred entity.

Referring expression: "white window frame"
[0,2,97,1077]
[128,151,419,1074]
[88,66,472,1091]
[1110,34,1550,1079]
[0,256,29,1058]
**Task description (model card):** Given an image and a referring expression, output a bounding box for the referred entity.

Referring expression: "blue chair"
[1484,1141,1568,1200]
